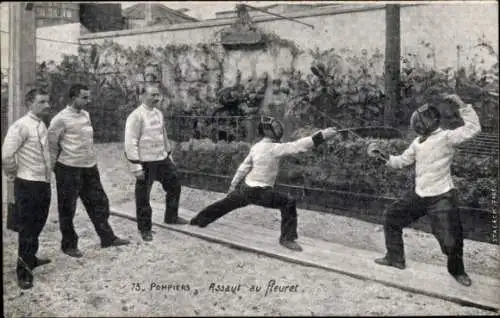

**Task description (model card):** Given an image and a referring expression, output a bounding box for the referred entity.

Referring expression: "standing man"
[367,94,481,286]
[124,83,187,242]
[48,84,129,258]
[2,88,53,289]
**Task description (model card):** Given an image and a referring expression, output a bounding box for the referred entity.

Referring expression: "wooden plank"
[111,201,500,312]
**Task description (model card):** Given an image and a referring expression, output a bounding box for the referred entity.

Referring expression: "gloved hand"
[321,127,338,140]
[367,143,389,164]
[442,94,466,109]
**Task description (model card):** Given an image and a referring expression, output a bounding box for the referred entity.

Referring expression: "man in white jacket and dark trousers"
[367,94,481,287]
[48,84,130,258]
[190,117,338,251]
[2,88,53,289]
[124,83,188,242]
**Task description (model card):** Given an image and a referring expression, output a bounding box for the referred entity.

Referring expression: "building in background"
[34,2,80,28]
[34,2,125,32]
[123,3,198,29]
[79,3,126,32]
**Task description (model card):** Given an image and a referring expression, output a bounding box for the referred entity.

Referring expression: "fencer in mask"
[367,94,481,287]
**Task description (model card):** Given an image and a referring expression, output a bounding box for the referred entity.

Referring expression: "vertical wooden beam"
[145,2,153,26]
[384,4,401,126]
[4,2,36,214]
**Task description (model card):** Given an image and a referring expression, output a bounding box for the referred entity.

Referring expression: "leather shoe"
[374,256,406,270]
[165,217,189,225]
[453,273,472,286]
[189,218,206,227]
[279,239,303,251]
[141,231,153,241]
[34,258,51,268]
[102,237,130,248]
[18,276,33,290]
[62,248,83,258]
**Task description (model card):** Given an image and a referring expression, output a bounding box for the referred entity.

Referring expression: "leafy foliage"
[28,36,497,210]
[173,137,496,210]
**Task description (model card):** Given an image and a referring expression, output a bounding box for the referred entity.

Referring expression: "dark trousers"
[54,162,117,250]
[14,178,51,281]
[383,189,465,275]
[191,184,298,241]
[136,157,181,233]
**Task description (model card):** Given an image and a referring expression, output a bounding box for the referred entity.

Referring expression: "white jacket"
[230,136,316,189]
[387,104,481,197]
[2,112,52,183]
[124,104,171,174]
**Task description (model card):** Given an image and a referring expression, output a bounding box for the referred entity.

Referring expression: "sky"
[119,1,323,20]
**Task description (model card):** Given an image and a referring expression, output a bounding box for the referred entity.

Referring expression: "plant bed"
[172,136,498,244]
[173,138,497,210]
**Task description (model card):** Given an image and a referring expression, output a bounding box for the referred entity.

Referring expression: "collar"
[429,127,442,136]
[418,128,442,143]
[141,103,155,111]
[66,104,82,113]
[27,111,41,122]
[260,137,275,143]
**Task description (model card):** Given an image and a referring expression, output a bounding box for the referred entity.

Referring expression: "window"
[56,7,61,16]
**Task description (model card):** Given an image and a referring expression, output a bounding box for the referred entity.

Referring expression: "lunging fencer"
[124,83,188,242]
[367,94,481,286]
[2,88,53,289]
[190,117,338,251]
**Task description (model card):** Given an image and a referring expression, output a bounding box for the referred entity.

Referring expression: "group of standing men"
[2,82,188,290]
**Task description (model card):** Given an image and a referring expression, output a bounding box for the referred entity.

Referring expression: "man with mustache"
[2,88,53,289]
[48,84,130,258]
[124,83,188,242]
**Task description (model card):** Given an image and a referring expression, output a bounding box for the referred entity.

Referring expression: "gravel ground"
[3,142,499,316]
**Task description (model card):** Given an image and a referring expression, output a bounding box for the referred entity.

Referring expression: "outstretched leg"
[190,191,249,227]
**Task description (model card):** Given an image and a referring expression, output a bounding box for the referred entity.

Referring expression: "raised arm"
[444,95,481,146]
[228,152,253,193]
[1,123,27,179]
[47,115,65,170]
[124,112,143,175]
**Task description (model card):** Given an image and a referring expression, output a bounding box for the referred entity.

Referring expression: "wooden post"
[145,2,153,26]
[3,2,36,216]
[384,4,401,126]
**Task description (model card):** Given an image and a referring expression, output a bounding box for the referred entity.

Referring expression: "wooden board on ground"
[111,200,500,312]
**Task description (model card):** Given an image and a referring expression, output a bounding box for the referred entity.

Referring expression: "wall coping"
[79,3,424,42]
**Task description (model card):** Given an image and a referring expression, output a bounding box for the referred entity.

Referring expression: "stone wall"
[79,3,499,70]
[36,22,89,63]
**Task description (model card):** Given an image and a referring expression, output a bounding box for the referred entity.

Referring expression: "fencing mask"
[258,116,284,141]
[410,103,441,141]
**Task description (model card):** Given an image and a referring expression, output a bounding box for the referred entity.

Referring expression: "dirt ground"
[3,142,499,317]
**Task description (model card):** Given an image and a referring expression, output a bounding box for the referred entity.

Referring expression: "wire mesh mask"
[258,116,284,141]
[410,104,441,140]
